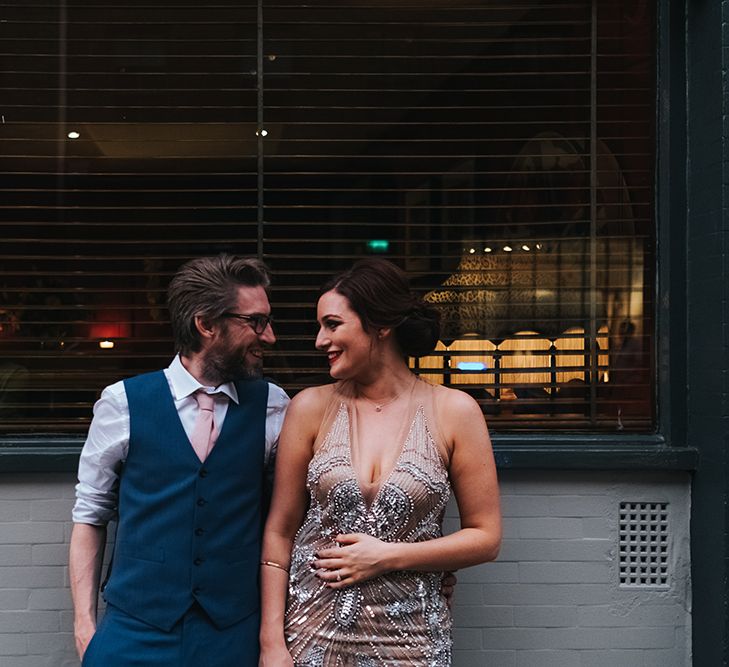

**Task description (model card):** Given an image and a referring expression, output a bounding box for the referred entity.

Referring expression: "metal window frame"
[0,0,698,472]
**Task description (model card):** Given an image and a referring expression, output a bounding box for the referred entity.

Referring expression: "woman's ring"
[336,571,342,582]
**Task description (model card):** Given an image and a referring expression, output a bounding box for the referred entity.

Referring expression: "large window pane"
[1,0,655,435]
[264,0,655,430]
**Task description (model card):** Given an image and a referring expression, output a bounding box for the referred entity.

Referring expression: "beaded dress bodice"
[285,382,452,666]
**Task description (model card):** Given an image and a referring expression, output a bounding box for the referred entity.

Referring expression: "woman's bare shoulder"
[431,383,482,416]
[287,383,338,419]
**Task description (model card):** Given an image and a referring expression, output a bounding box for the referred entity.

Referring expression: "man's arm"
[69,382,128,659]
[69,523,107,660]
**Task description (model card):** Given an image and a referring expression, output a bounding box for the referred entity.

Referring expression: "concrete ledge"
[0,436,699,473]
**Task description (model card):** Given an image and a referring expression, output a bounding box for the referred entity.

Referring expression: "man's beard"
[200,346,263,385]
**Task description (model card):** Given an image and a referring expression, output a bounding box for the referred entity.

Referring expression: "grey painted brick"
[642,647,691,667]
[0,471,692,667]
[451,627,483,650]
[28,589,72,611]
[516,650,581,667]
[547,496,610,518]
[0,503,30,522]
[481,627,676,650]
[25,632,75,656]
[442,517,460,533]
[499,538,613,563]
[518,562,611,584]
[578,649,646,666]
[453,604,514,628]
[0,477,76,500]
[453,650,516,667]
[31,544,69,566]
[452,583,484,605]
[581,518,612,538]
[459,562,519,584]
[0,567,65,589]
[515,518,584,540]
[59,611,75,633]
[0,611,59,633]
[672,625,689,650]
[0,523,64,545]
[498,472,622,495]
[0,635,26,656]
[549,539,612,562]
[0,546,31,567]
[498,539,548,561]
[0,590,29,610]
[0,657,55,667]
[500,495,550,517]
[578,604,687,628]
[30,500,74,522]
[514,605,578,628]
[481,583,615,606]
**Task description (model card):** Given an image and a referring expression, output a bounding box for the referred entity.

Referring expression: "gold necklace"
[357,378,415,412]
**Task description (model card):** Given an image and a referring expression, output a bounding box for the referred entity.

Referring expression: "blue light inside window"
[456,361,487,371]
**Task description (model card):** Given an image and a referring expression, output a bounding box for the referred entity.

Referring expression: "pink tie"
[190,391,218,462]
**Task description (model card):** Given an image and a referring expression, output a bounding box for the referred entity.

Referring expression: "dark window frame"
[0,0,698,472]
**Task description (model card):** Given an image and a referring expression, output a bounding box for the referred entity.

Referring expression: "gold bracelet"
[261,560,289,573]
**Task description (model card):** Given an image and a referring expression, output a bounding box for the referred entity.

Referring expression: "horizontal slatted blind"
[263,0,655,430]
[1,0,655,436]
[2,0,259,433]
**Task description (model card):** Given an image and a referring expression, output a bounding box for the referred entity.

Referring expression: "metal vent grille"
[618,502,670,588]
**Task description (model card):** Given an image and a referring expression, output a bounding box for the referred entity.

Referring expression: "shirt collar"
[167,355,239,404]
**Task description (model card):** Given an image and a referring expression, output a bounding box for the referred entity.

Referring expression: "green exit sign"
[366,239,389,253]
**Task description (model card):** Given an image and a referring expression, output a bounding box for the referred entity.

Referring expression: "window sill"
[0,434,699,473]
[493,433,698,470]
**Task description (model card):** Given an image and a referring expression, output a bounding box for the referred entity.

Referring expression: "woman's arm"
[259,386,325,662]
[314,389,501,587]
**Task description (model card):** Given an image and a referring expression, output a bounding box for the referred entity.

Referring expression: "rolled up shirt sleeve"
[72,382,129,525]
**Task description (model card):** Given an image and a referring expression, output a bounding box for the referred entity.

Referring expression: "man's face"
[201,285,275,385]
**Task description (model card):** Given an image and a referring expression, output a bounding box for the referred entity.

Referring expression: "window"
[1,0,655,436]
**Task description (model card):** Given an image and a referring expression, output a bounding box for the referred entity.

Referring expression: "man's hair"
[167,254,270,356]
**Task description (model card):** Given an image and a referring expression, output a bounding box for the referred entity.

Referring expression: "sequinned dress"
[284,381,452,666]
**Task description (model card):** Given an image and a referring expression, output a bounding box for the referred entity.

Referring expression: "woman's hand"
[312,533,395,588]
[258,642,294,667]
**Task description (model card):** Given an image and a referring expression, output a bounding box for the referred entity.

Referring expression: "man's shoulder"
[122,369,166,388]
[265,380,290,403]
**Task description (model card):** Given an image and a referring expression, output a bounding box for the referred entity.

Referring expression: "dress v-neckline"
[342,403,423,511]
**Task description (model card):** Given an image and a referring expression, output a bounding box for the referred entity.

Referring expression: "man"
[69,255,288,666]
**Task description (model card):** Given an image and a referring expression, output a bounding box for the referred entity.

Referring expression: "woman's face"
[315,289,375,380]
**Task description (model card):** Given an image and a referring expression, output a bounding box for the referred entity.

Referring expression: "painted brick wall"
[0,470,691,666]
[446,470,691,667]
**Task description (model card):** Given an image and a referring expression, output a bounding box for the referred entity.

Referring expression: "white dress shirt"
[73,355,289,525]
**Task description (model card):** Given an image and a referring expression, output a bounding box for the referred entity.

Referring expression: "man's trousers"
[82,602,260,666]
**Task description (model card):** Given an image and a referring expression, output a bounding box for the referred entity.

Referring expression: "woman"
[259,258,501,666]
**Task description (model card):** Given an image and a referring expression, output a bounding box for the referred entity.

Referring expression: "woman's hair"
[321,258,440,358]
[167,254,270,356]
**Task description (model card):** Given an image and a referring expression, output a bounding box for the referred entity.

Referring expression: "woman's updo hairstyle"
[321,258,440,358]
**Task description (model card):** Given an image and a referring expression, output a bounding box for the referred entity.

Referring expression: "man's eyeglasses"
[220,312,273,334]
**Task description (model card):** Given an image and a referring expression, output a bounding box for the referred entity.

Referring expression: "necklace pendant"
[375,405,382,412]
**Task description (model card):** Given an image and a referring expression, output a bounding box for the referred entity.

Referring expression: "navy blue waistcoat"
[103,370,269,631]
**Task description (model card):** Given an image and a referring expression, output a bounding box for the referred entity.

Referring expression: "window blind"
[0,0,655,435]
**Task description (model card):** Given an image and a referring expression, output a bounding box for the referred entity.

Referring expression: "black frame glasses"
[220,312,273,334]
